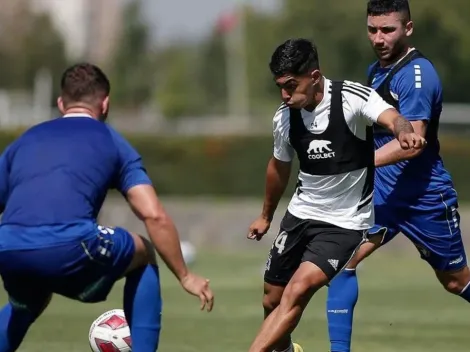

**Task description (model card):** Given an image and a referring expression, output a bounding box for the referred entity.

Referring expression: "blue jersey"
[368,55,455,208]
[0,115,152,250]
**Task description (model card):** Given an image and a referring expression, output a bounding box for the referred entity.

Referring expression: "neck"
[379,45,412,68]
[304,76,325,112]
[63,107,99,119]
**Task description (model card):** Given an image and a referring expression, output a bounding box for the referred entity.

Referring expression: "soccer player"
[246,38,425,352]
[0,63,214,352]
[326,1,470,351]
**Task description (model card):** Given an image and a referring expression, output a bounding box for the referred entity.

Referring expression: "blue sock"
[459,281,470,303]
[124,264,162,352]
[327,269,359,352]
[0,303,36,352]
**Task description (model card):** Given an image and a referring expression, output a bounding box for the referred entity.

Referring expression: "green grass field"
[5,249,470,352]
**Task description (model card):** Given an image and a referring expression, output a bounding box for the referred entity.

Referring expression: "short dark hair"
[367,0,411,22]
[60,63,110,106]
[269,38,320,77]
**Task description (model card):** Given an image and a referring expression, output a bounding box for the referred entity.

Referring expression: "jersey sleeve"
[343,81,394,126]
[273,105,295,162]
[107,126,152,194]
[392,59,441,121]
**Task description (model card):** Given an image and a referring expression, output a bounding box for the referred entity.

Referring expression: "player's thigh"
[368,202,400,246]
[401,191,467,272]
[54,225,137,303]
[346,204,400,268]
[264,211,311,287]
[303,224,367,282]
[1,274,52,318]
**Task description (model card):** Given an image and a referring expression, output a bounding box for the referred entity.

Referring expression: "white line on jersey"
[414,64,422,89]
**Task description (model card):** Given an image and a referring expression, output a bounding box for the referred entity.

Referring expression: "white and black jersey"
[273,78,394,230]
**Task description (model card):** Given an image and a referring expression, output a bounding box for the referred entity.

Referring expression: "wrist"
[177,268,190,283]
[261,212,273,222]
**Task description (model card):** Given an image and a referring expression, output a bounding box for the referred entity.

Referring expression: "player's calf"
[263,283,284,317]
[249,262,329,352]
[121,232,162,352]
[262,283,293,351]
[327,234,382,352]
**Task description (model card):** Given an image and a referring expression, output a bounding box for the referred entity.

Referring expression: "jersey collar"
[62,113,93,118]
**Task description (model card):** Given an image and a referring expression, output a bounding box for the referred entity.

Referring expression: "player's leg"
[122,231,163,352]
[54,225,161,352]
[327,204,399,352]
[0,286,51,352]
[401,190,470,302]
[0,250,53,352]
[262,211,306,351]
[250,221,365,352]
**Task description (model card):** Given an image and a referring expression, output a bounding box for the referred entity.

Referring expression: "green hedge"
[0,131,469,200]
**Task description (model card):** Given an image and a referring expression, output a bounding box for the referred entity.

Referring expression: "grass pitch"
[3,248,469,351]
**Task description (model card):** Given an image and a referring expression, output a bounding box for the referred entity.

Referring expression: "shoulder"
[104,124,139,156]
[392,56,441,91]
[273,103,290,133]
[341,80,375,103]
[105,124,128,143]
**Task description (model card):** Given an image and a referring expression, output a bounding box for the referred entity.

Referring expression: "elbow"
[141,209,169,226]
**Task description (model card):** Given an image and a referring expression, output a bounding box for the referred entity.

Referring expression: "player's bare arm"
[375,108,427,167]
[248,157,292,241]
[126,184,214,311]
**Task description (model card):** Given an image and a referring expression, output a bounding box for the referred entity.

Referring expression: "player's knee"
[282,265,327,308]
[262,283,284,316]
[125,233,157,275]
[436,266,470,295]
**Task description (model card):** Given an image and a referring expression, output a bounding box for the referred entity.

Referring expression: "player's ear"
[310,70,322,86]
[57,97,65,115]
[405,20,413,37]
[102,96,110,115]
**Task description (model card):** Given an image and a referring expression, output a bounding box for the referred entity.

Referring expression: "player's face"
[367,12,413,64]
[274,70,322,109]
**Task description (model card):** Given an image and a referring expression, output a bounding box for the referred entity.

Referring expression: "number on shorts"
[272,231,288,254]
[97,225,115,235]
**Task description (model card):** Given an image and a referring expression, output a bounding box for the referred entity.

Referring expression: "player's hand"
[180,272,214,312]
[398,132,427,150]
[247,216,271,241]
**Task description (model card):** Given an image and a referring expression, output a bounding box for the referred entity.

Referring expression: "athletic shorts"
[0,225,135,314]
[264,211,366,286]
[369,187,467,272]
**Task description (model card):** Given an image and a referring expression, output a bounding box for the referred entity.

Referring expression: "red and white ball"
[89,309,132,352]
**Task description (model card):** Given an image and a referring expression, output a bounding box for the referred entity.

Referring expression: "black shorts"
[264,211,366,286]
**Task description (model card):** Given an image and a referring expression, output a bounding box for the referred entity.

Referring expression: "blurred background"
[0,0,469,351]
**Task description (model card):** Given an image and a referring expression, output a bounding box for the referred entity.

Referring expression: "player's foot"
[293,343,304,352]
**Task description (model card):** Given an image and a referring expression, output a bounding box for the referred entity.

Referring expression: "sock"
[274,344,293,352]
[459,280,470,302]
[326,269,359,352]
[124,265,162,352]
[0,303,36,352]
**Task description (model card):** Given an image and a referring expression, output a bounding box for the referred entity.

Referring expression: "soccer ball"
[89,309,131,352]
[181,240,197,265]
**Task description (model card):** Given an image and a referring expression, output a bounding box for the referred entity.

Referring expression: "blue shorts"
[369,187,467,272]
[0,225,135,314]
